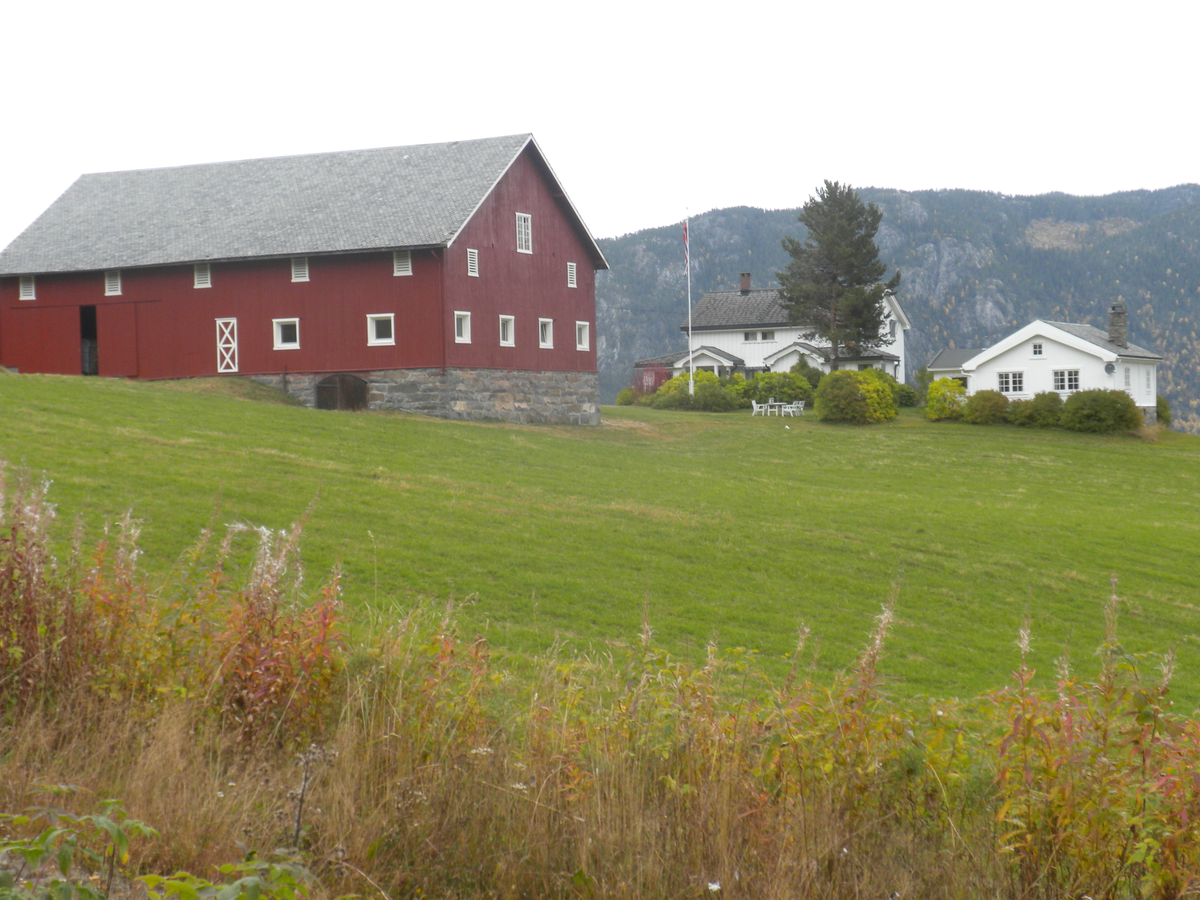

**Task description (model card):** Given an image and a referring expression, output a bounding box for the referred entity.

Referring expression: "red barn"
[0,134,607,424]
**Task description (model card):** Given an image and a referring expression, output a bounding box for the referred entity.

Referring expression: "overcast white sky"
[2,0,1196,251]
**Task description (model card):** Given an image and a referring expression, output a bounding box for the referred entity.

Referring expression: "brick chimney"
[740,272,751,293]
[1108,302,1128,348]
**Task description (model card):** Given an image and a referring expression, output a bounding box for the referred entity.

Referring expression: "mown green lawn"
[2,372,1198,706]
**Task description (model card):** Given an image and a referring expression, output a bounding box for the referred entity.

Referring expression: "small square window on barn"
[194,263,212,289]
[455,311,471,343]
[273,318,300,350]
[575,321,589,351]
[467,249,479,277]
[539,318,553,349]
[516,213,532,254]
[105,270,122,296]
[499,315,515,347]
[393,250,412,276]
[18,276,35,300]
[567,262,577,288]
[291,257,309,282]
[367,314,394,346]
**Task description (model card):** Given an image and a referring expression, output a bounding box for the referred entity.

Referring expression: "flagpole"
[685,215,694,395]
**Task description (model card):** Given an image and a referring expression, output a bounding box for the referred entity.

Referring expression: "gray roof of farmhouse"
[1044,321,1161,360]
[0,134,607,276]
[927,348,981,370]
[684,289,790,331]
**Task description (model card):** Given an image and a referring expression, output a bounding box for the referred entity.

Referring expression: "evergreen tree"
[777,181,900,362]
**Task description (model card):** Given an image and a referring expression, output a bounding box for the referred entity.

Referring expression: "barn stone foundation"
[252,368,601,425]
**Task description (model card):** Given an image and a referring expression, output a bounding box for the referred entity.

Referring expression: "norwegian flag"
[683,220,689,272]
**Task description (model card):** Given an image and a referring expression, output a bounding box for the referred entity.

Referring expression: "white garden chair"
[751,401,766,416]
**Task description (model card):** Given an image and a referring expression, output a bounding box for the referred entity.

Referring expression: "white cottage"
[928,303,1162,422]
[635,273,911,382]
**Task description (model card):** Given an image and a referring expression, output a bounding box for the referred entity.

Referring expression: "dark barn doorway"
[316,374,369,411]
[80,306,98,375]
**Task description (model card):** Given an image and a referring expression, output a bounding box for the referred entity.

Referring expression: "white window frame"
[1032,342,1043,356]
[194,263,212,289]
[538,317,553,349]
[466,248,479,277]
[575,321,589,351]
[1054,369,1080,392]
[998,371,1024,393]
[499,314,515,347]
[273,318,300,350]
[291,257,309,282]
[567,262,577,288]
[392,250,412,276]
[105,270,122,296]
[216,318,238,373]
[743,331,758,342]
[515,213,532,254]
[454,311,471,343]
[18,276,35,300]
[761,330,775,341]
[367,313,395,346]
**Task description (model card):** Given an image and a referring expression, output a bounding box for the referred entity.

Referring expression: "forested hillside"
[595,186,1200,431]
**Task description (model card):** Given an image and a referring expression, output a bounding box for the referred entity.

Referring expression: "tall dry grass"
[2,460,1198,899]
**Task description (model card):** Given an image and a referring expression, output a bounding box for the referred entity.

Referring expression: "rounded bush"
[925,378,966,421]
[814,370,897,424]
[615,388,635,406]
[962,389,1010,425]
[650,370,740,411]
[855,368,900,422]
[789,359,824,390]
[1007,391,1062,427]
[745,371,813,405]
[896,384,919,407]
[1060,389,1142,433]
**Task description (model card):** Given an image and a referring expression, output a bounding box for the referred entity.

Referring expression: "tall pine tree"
[777,181,900,364]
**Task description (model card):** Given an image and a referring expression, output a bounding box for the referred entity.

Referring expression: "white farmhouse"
[927,302,1162,422]
[635,273,911,385]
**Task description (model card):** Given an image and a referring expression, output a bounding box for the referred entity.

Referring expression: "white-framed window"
[744,331,758,341]
[273,318,300,350]
[1124,366,1132,388]
[538,317,553,348]
[575,321,589,351]
[567,262,577,288]
[105,270,122,296]
[998,372,1024,393]
[18,276,35,300]
[367,313,395,346]
[216,318,238,373]
[1032,342,1043,356]
[1054,369,1080,392]
[467,248,479,277]
[291,257,309,282]
[515,213,532,254]
[194,263,212,289]
[454,311,471,343]
[889,319,897,338]
[499,314,515,347]
[392,250,412,276]
[761,330,775,341]
[1145,368,1151,392]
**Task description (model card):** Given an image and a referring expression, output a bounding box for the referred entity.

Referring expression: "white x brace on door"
[216,318,238,372]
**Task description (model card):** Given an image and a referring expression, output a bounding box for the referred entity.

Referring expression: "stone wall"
[252,368,601,425]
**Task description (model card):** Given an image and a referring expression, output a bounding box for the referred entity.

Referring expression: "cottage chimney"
[1108,302,1128,348]
[740,272,752,293]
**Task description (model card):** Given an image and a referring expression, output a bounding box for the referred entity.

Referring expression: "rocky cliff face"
[596,186,1200,431]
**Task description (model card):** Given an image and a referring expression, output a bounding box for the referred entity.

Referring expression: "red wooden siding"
[442,148,597,373]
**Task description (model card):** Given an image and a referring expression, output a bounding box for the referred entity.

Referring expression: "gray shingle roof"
[1044,321,1161,360]
[684,289,789,331]
[0,134,606,276]
[927,348,981,369]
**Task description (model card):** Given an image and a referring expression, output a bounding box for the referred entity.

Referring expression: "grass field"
[2,372,1198,706]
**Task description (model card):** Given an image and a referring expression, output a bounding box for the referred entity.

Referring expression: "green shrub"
[961,389,1009,425]
[925,378,966,421]
[615,388,635,406]
[1060,389,1142,433]
[814,370,896,424]
[789,359,824,390]
[896,383,919,407]
[649,371,740,411]
[745,371,813,405]
[855,368,900,422]
[1157,393,1171,425]
[1007,391,1062,427]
